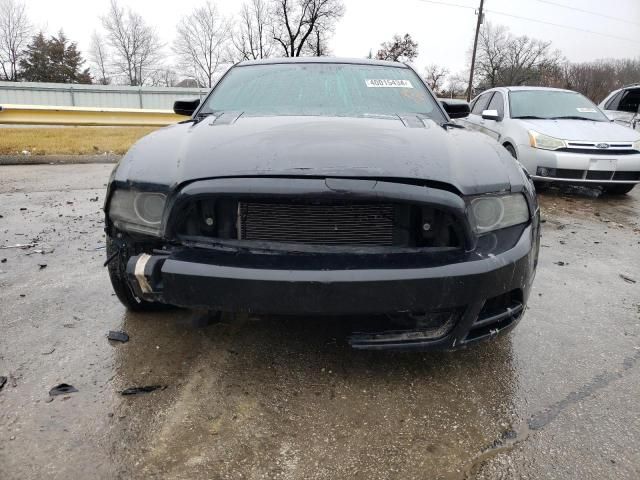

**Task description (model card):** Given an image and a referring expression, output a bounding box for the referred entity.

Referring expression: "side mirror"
[173,98,201,116]
[439,99,470,119]
[481,109,501,121]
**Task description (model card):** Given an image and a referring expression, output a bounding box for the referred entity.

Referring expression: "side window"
[618,89,640,113]
[604,91,623,111]
[471,93,493,115]
[487,92,504,117]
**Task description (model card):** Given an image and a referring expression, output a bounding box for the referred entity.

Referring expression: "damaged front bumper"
[124,222,539,351]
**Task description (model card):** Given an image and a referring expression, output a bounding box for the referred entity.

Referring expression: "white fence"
[0,81,209,110]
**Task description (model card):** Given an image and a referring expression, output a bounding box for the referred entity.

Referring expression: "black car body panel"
[105,58,540,351]
[113,115,522,196]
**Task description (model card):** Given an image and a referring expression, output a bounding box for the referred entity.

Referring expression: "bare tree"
[563,58,640,102]
[101,0,163,86]
[174,1,230,88]
[271,0,344,57]
[424,64,449,93]
[148,67,179,87]
[0,0,30,81]
[375,34,418,63]
[231,0,272,61]
[444,72,468,99]
[89,31,110,85]
[475,22,562,90]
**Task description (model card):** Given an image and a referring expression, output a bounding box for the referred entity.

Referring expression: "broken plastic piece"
[0,376,7,391]
[107,330,129,343]
[49,383,78,396]
[120,385,166,396]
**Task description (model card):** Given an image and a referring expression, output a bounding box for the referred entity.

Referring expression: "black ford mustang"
[104,58,540,350]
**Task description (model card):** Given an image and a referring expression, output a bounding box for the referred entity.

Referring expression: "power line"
[530,0,640,28]
[486,9,640,45]
[414,0,477,11]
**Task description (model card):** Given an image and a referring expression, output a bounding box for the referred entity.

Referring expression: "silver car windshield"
[200,63,446,122]
[510,90,608,121]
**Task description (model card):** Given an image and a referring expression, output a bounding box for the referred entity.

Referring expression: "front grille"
[238,202,394,246]
[558,148,637,155]
[586,170,614,180]
[554,168,584,179]
[613,171,640,181]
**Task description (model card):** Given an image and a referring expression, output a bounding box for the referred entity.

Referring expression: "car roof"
[236,57,408,69]
[502,86,577,93]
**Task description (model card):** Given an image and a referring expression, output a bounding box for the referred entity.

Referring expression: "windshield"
[509,90,608,121]
[199,63,445,122]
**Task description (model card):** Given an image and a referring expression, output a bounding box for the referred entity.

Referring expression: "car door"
[478,91,505,142]
[603,88,640,131]
[462,92,493,133]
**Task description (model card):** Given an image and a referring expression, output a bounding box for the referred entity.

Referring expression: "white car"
[462,86,640,195]
[599,84,639,132]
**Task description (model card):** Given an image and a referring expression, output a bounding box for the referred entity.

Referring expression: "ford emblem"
[595,143,610,149]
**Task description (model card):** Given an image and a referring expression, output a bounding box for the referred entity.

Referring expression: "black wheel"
[106,236,167,311]
[603,183,635,195]
[503,143,517,159]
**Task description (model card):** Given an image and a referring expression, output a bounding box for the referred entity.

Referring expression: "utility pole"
[467,0,485,101]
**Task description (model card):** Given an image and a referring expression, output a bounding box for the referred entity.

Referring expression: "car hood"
[518,118,640,141]
[116,115,524,196]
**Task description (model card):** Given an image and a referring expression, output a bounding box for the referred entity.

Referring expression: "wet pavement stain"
[1,165,639,479]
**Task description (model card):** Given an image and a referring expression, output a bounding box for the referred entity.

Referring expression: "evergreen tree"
[19,30,92,83]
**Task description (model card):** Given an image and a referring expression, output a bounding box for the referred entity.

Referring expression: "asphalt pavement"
[1,164,639,479]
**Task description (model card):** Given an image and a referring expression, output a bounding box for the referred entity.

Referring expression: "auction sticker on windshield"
[365,79,414,88]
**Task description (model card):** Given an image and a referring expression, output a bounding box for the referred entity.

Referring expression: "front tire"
[106,236,167,311]
[603,183,635,195]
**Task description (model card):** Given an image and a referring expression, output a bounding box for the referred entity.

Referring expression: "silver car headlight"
[468,194,530,234]
[109,190,167,236]
[528,130,567,151]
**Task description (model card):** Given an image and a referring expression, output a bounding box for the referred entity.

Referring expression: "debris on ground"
[26,245,55,255]
[1,258,6,263]
[49,383,78,396]
[0,376,7,391]
[89,196,99,202]
[559,185,602,198]
[620,274,637,284]
[38,264,47,269]
[554,261,568,266]
[120,385,166,396]
[41,347,56,355]
[107,330,129,343]
[0,243,36,250]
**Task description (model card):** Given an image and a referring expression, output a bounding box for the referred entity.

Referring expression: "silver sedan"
[461,86,640,194]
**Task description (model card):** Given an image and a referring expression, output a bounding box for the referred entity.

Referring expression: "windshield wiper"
[512,115,547,119]
[548,115,601,121]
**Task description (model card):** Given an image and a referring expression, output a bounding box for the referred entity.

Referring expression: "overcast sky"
[24,0,640,77]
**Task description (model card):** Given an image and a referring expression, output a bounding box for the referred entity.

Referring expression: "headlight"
[109,190,167,236]
[633,139,640,152]
[469,194,529,234]
[528,130,566,150]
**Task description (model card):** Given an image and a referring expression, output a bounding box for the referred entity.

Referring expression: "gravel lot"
[1,164,639,479]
